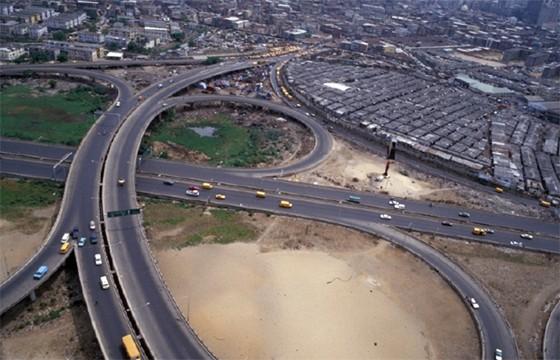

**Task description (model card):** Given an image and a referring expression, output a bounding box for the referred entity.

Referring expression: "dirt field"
[150,208,479,359]
[293,136,545,218]
[416,233,560,359]
[451,52,506,67]
[0,205,58,283]
[0,265,102,359]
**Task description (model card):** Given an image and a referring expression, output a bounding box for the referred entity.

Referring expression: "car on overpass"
[33,265,48,280]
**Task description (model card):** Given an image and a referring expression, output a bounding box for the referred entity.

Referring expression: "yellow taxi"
[279,200,293,209]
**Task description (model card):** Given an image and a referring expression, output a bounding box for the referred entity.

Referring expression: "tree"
[30,51,50,63]
[14,54,28,64]
[171,32,185,42]
[106,42,120,51]
[57,52,68,62]
[204,56,222,65]
[52,31,67,41]
[48,79,57,89]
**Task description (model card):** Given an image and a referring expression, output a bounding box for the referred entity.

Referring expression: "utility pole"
[382,139,396,177]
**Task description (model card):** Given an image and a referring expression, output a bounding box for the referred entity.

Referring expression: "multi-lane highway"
[0,67,137,358]
[4,58,555,360]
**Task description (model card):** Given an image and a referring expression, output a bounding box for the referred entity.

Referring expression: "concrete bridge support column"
[29,289,37,302]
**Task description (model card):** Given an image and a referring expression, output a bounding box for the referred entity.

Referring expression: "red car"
[188,185,200,191]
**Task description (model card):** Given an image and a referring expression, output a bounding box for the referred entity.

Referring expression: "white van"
[100,275,109,290]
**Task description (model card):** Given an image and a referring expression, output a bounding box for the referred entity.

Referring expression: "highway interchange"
[0,58,559,360]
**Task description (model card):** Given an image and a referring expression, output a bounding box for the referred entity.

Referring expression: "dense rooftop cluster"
[285,60,560,198]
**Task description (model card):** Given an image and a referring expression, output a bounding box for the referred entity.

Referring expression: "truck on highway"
[122,334,141,360]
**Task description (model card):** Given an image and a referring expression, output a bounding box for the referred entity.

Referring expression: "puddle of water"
[189,126,217,137]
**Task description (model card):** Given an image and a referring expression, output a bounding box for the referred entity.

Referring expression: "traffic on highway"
[2,53,558,360]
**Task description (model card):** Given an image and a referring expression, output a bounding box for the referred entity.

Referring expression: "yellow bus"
[122,334,140,360]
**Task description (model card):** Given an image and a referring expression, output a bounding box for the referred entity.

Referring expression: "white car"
[495,349,503,360]
[510,240,524,248]
[380,214,392,220]
[394,203,406,210]
[389,200,399,205]
[162,102,167,107]
[94,253,102,266]
[520,233,533,240]
[116,101,121,107]
[89,220,96,231]
[61,232,70,243]
[469,298,480,309]
[186,189,200,197]
[100,275,109,289]
[158,83,163,88]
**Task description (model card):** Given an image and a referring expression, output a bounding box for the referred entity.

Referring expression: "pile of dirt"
[151,141,210,163]
[416,233,560,358]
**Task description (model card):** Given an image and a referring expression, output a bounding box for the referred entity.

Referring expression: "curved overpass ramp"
[0,67,137,358]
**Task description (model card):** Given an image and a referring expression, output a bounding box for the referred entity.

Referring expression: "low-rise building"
[0,20,17,36]
[29,24,48,39]
[78,31,104,43]
[0,46,26,60]
[46,12,87,30]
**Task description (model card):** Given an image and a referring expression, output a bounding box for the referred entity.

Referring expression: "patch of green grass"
[148,113,277,167]
[0,84,109,145]
[142,200,258,249]
[0,178,62,221]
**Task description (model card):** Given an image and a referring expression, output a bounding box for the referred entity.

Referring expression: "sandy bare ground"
[293,137,436,198]
[417,233,560,359]
[0,205,57,283]
[293,136,545,218]
[451,52,506,67]
[154,214,478,359]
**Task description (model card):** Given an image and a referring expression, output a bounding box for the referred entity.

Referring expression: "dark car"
[71,226,79,240]
[458,212,471,218]
[189,185,200,191]
[163,179,175,186]
[441,221,453,226]
[90,232,98,244]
